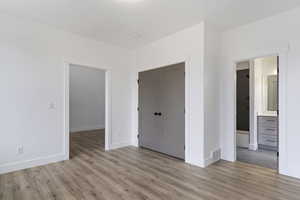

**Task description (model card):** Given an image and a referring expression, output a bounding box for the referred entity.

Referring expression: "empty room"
[1,0,300,200]
[69,64,107,158]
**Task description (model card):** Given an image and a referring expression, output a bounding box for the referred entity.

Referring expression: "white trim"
[277,49,289,175]
[111,141,132,149]
[0,154,66,175]
[236,61,250,71]
[249,143,258,151]
[70,125,105,133]
[64,63,70,159]
[135,59,192,164]
[236,130,249,135]
[64,61,112,157]
[105,70,112,151]
[184,58,192,164]
[249,60,258,151]
[236,67,249,71]
[229,46,289,175]
[204,156,219,167]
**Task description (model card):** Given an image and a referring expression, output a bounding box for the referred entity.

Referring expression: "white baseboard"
[279,169,300,179]
[185,158,205,168]
[204,156,220,167]
[236,130,249,135]
[221,155,235,162]
[70,125,105,133]
[110,141,132,150]
[204,149,221,167]
[249,143,258,151]
[0,153,67,175]
[131,138,139,147]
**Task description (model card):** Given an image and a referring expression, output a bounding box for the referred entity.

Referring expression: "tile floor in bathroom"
[237,147,278,169]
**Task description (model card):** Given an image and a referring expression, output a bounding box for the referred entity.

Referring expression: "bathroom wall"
[254,56,278,116]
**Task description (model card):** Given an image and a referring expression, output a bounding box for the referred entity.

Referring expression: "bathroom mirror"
[267,75,278,111]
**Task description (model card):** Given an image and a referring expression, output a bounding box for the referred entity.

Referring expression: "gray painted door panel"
[139,63,185,159]
[138,70,162,151]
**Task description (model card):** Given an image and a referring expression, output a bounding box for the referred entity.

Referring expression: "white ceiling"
[0,0,300,49]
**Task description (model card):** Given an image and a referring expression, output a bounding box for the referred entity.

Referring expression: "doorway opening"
[138,62,185,160]
[235,55,279,170]
[66,63,109,159]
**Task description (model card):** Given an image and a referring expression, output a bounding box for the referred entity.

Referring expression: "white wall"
[0,13,134,174]
[220,7,300,178]
[3,4,300,180]
[203,23,221,166]
[70,65,105,133]
[132,23,207,167]
[132,22,221,167]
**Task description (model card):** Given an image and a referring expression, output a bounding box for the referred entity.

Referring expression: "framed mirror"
[267,75,278,111]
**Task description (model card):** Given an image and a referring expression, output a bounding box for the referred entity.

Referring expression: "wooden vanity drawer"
[258,135,277,147]
[258,118,277,128]
[259,127,277,136]
[257,116,278,150]
[258,116,277,123]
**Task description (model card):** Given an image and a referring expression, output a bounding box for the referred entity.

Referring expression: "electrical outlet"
[18,146,24,155]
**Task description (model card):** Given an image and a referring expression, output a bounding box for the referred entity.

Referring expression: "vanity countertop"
[257,113,278,117]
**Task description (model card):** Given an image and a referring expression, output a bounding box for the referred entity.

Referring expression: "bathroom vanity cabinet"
[257,116,278,151]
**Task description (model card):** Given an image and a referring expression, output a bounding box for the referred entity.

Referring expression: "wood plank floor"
[1,130,300,200]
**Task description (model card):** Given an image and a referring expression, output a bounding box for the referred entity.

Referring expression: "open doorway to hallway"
[69,64,106,158]
[236,56,279,170]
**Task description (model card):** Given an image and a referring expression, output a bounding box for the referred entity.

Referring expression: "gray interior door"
[139,63,185,159]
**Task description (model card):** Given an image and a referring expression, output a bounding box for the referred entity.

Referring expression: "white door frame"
[136,60,191,162]
[63,61,112,160]
[231,47,288,174]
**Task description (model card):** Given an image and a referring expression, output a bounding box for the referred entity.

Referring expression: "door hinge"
[184,146,185,150]
[137,79,140,84]
[137,134,140,139]
[137,107,140,111]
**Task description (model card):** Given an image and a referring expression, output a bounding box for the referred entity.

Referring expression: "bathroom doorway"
[236,55,279,170]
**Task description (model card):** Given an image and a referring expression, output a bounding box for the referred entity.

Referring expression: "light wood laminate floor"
[1,130,300,200]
